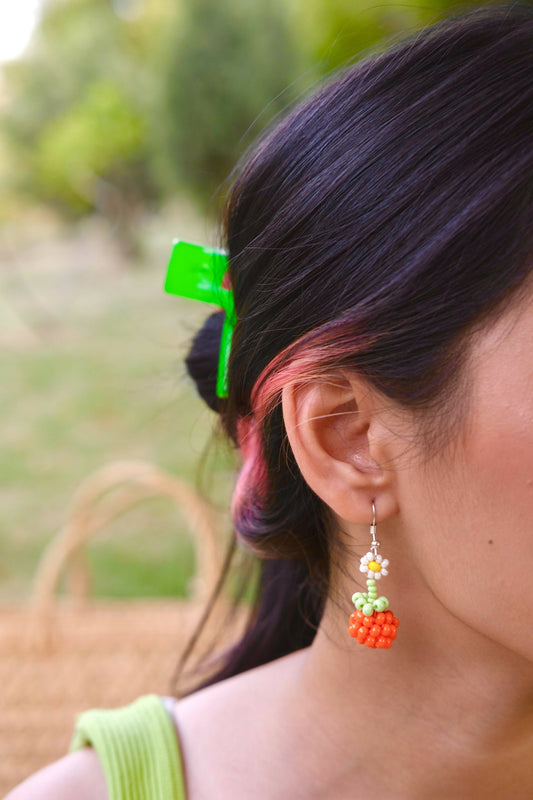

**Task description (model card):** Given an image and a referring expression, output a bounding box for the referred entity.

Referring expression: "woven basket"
[0,460,249,794]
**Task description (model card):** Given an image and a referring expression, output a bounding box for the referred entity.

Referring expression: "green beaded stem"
[352,578,390,616]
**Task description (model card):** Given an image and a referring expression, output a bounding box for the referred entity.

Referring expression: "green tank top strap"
[69,693,187,800]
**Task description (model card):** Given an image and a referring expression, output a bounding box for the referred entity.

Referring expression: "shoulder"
[3,747,107,800]
[167,650,307,799]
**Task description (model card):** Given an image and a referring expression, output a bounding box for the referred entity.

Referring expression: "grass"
[0,211,242,603]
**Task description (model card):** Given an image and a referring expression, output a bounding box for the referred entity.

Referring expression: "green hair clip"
[164,239,235,399]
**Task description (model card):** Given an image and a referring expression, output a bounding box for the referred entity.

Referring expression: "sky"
[0,0,44,63]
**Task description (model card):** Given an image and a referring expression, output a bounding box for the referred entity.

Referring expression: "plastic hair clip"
[164,239,235,399]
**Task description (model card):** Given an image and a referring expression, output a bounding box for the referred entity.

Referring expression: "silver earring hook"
[370,501,379,556]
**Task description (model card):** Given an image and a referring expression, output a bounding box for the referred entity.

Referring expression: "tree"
[1,0,160,253]
[292,0,502,72]
[154,0,303,209]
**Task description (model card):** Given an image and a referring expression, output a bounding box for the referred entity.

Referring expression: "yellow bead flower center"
[368,560,381,572]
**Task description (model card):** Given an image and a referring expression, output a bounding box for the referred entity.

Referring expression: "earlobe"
[281,376,399,524]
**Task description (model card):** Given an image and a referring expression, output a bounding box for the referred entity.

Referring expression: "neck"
[267,582,533,800]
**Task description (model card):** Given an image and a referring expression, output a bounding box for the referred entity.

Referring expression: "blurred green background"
[0,0,497,602]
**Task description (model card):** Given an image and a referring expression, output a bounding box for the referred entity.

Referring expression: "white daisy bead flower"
[359,552,389,580]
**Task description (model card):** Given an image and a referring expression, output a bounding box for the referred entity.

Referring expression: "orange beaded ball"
[349,609,400,649]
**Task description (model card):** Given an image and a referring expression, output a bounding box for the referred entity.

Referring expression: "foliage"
[34,79,146,211]
[154,0,302,207]
[293,0,502,71]
[0,0,503,234]
[1,0,159,231]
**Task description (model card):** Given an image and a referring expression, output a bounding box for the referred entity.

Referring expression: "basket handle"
[29,460,224,651]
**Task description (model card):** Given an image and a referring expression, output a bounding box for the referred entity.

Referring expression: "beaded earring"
[348,502,399,648]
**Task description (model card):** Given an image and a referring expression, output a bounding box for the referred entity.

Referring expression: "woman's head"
[181,3,533,688]
[223,1,532,548]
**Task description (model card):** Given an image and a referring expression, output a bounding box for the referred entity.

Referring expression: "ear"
[281,374,400,525]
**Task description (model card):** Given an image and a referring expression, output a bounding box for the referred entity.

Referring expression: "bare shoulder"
[168,649,306,799]
[4,748,107,800]
[172,648,302,736]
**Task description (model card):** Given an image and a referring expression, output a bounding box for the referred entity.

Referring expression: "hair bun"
[185,310,225,412]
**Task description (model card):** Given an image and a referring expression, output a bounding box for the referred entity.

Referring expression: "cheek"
[468,419,533,526]
[406,398,533,657]
[395,306,533,658]
[464,352,533,541]
[467,314,533,537]
[462,401,533,586]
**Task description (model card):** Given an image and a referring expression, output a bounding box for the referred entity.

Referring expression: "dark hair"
[185,310,225,413]
[174,3,533,695]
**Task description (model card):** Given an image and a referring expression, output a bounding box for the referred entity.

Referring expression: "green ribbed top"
[69,694,187,800]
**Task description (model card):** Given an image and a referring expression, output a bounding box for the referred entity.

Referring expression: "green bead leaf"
[373,596,390,612]
[352,591,368,610]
